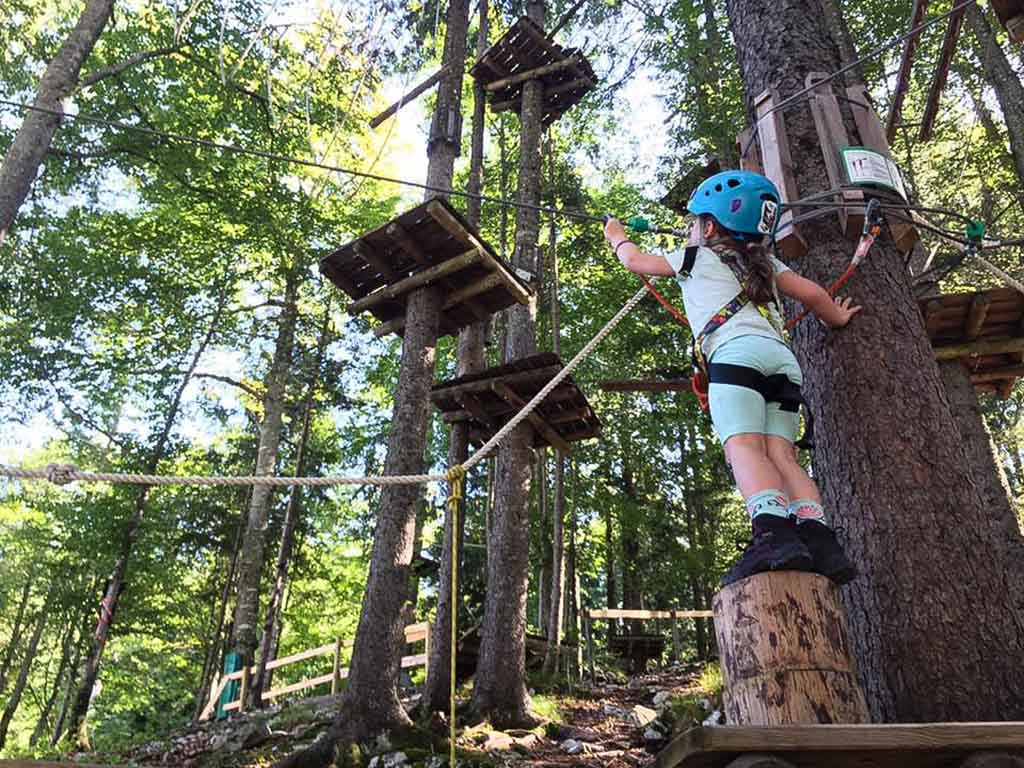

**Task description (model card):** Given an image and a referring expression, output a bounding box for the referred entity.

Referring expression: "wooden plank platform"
[431,352,600,451]
[469,16,597,127]
[919,287,1024,396]
[319,198,531,339]
[991,0,1024,42]
[656,723,1024,768]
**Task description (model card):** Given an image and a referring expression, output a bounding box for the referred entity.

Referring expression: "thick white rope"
[1,286,651,489]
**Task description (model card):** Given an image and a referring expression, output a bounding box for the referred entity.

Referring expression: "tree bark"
[0,576,33,696]
[537,453,552,637]
[0,595,49,749]
[472,0,545,728]
[604,500,617,651]
[726,0,1024,722]
[230,272,300,690]
[251,303,332,707]
[0,0,114,249]
[966,3,1024,196]
[30,618,75,746]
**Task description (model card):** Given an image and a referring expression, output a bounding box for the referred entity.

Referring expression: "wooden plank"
[264,641,341,672]
[920,4,967,141]
[457,392,498,429]
[515,19,594,86]
[432,364,564,401]
[256,671,340,703]
[442,388,580,422]
[846,84,891,155]
[886,0,930,140]
[546,407,592,425]
[199,674,229,720]
[965,294,993,340]
[754,89,807,260]
[599,379,693,393]
[401,652,429,669]
[425,200,532,305]
[585,609,714,620]
[369,64,453,128]
[934,337,1024,360]
[491,77,594,112]
[386,221,432,266]
[348,248,482,314]
[354,241,399,283]
[737,128,764,175]
[806,73,864,238]
[492,381,572,454]
[373,273,504,337]
[971,365,1024,383]
[484,56,581,92]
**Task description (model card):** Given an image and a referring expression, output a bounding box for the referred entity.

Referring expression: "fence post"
[332,636,343,695]
[671,608,681,663]
[239,664,251,713]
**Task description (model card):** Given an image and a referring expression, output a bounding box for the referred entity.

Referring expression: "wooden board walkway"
[655,723,1024,768]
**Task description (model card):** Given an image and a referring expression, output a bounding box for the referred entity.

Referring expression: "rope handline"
[445,465,465,766]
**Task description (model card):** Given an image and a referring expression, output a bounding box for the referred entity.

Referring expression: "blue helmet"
[687,170,781,237]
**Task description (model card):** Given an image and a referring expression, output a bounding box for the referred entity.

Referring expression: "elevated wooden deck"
[431,352,600,453]
[319,198,531,339]
[655,722,1024,768]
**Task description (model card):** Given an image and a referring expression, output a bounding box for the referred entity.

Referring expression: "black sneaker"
[720,515,813,587]
[796,521,857,585]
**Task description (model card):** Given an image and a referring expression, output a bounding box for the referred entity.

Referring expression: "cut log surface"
[713,571,869,726]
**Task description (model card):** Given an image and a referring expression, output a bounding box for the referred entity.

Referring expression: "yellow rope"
[446,465,466,767]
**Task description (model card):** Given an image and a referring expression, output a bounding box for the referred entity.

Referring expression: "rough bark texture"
[939,360,1024,581]
[472,0,545,727]
[0,0,114,249]
[714,572,869,725]
[967,3,1024,195]
[726,0,1024,722]
[230,274,300,688]
[0,598,49,748]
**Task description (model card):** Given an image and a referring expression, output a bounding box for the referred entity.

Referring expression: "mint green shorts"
[706,335,803,446]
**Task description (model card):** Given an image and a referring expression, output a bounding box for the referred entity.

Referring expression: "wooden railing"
[199,621,431,720]
[581,608,714,679]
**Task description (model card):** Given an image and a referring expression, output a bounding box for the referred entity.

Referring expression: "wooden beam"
[970,364,1024,384]
[516,20,594,86]
[736,127,764,175]
[425,200,532,305]
[386,221,432,266]
[491,76,594,112]
[545,406,591,425]
[806,73,864,237]
[599,379,693,392]
[373,273,504,337]
[585,609,714,620]
[441,388,579,423]
[491,381,572,454]
[753,89,807,260]
[934,336,1024,360]
[886,0,930,140]
[432,364,564,401]
[348,248,482,314]
[369,64,453,128]
[965,293,993,340]
[353,241,399,283]
[484,56,581,92]
[457,392,498,429]
[920,4,967,141]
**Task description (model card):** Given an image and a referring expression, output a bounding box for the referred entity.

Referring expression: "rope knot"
[446,465,467,507]
[45,463,78,485]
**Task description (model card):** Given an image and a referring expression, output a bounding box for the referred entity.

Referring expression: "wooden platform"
[920,287,1024,397]
[469,16,597,127]
[319,198,532,339]
[431,352,600,453]
[655,722,1024,768]
[991,0,1024,43]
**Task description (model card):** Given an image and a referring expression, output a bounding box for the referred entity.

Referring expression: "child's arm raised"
[776,270,862,328]
[603,218,676,277]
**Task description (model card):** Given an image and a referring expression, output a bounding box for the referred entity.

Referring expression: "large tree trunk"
[230,272,300,695]
[251,303,331,707]
[966,3,1024,195]
[726,0,1024,722]
[70,293,228,747]
[0,0,114,249]
[472,0,545,729]
[0,594,49,749]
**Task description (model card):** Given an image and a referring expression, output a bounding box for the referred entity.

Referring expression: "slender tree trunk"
[230,272,300,683]
[0,0,114,249]
[51,629,83,748]
[537,453,551,637]
[70,291,228,747]
[30,619,75,746]
[726,0,1024,721]
[604,501,617,652]
[472,0,545,728]
[0,595,49,748]
[966,3,1024,193]
[251,303,331,707]
[0,577,32,695]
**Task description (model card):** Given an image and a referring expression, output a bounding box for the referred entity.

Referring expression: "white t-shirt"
[663,245,789,359]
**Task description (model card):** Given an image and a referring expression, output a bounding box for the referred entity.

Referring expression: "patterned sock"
[789,499,828,526]
[746,489,790,521]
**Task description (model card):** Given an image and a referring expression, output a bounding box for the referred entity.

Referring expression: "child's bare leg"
[765,436,821,504]
[724,433,786,498]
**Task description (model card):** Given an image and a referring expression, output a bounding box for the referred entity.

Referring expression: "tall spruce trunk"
[422,0,489,699]
[251,303,332,707]
[472,0,545,729]
[0,0,114,248]
[966,3,1024,195]
[70,293,228,747]
[726,0,1024,721]
[0,592,50,748]
[230,273,300,694]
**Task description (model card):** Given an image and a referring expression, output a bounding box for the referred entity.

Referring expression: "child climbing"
[604,170,861,586]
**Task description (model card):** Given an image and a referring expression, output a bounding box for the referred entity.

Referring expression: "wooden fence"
[582,608,714,679]
[199,622,431,720]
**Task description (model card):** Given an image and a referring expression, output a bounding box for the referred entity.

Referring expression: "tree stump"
[713,571,869,725]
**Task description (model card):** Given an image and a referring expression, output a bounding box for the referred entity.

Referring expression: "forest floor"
[104,660,720,768]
